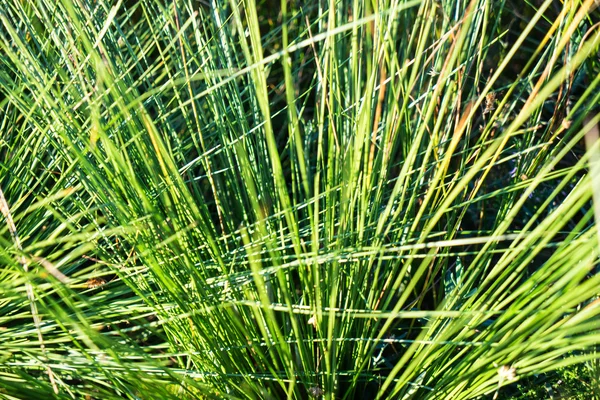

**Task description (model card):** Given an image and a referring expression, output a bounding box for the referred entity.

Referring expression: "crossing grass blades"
[0,0,600,398]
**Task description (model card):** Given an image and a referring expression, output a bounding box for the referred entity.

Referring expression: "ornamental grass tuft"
[0,0,600,399]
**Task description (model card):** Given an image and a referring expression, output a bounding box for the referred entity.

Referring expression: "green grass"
[0,0,600,398]
[498,352,600,399]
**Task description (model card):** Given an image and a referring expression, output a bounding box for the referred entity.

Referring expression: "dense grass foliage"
[1,0,600,398]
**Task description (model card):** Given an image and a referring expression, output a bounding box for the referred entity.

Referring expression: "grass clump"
[1,0,600,399]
